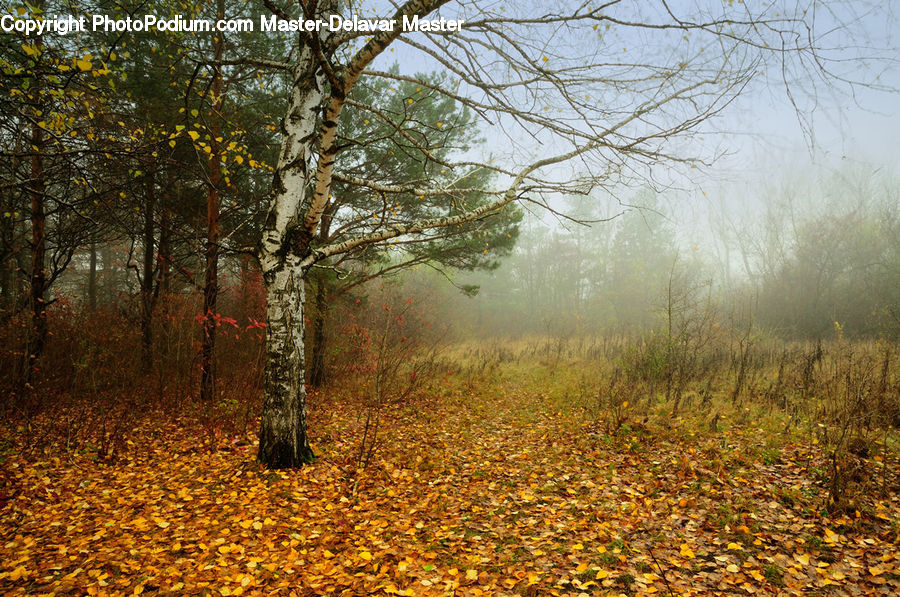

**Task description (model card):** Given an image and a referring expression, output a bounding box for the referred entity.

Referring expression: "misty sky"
[362,0,898,226]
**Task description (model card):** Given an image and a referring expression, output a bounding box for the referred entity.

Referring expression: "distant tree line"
[454,171,900,341]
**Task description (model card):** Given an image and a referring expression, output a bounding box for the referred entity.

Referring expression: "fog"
[424,157,897,343]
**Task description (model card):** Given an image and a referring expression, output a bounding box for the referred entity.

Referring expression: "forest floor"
[2,368,899,596]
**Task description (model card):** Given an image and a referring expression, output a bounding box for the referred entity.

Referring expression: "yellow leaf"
[466,569,478,581]
[359,551,373,561]
[869,566,884,576]
[233,155,244,165]
[8,566,26,581]
[831,571,845,580]
[76,59,92,71]
[727,542,741,550]
[252,521,263,530]
[575,563,588,574]
[795,553,810,566]
[187,131,200,142]
[726,564,740,573]
[572,543,584,551]
[239,520,253,529]
[595,569,609,580]
[679,544,695,559]
[527,572,539,585]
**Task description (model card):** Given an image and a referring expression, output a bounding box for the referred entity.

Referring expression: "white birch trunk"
[257,44,325,468]
[258,257,313,467]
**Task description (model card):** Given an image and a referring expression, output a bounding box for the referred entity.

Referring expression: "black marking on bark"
[282,155,309,175]
[263,206,278,233]
[330,84,346,101]
[271,171,286,196]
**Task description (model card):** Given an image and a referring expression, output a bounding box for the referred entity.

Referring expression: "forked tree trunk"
[257,35,328,467]
[257,0,448,468]
[258,262,314,467]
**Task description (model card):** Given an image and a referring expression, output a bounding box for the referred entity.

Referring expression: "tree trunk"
[257,35,328,467]
[258,263,315,467]
[308,273,329,387]
[25,103,46,387]
[200,1,225,403]
[140,174,156,373]
[158,203,171,358]
[0,228,13,315]
[22,0,46,388]
[87,241,97,311]
[199,184,220,402]
[0,182,17,314]
[101,243,113,303]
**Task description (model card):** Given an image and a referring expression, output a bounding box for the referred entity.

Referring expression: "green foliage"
[328,66,522,275]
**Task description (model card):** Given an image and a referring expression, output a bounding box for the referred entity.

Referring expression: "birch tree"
[255,0,892,467]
